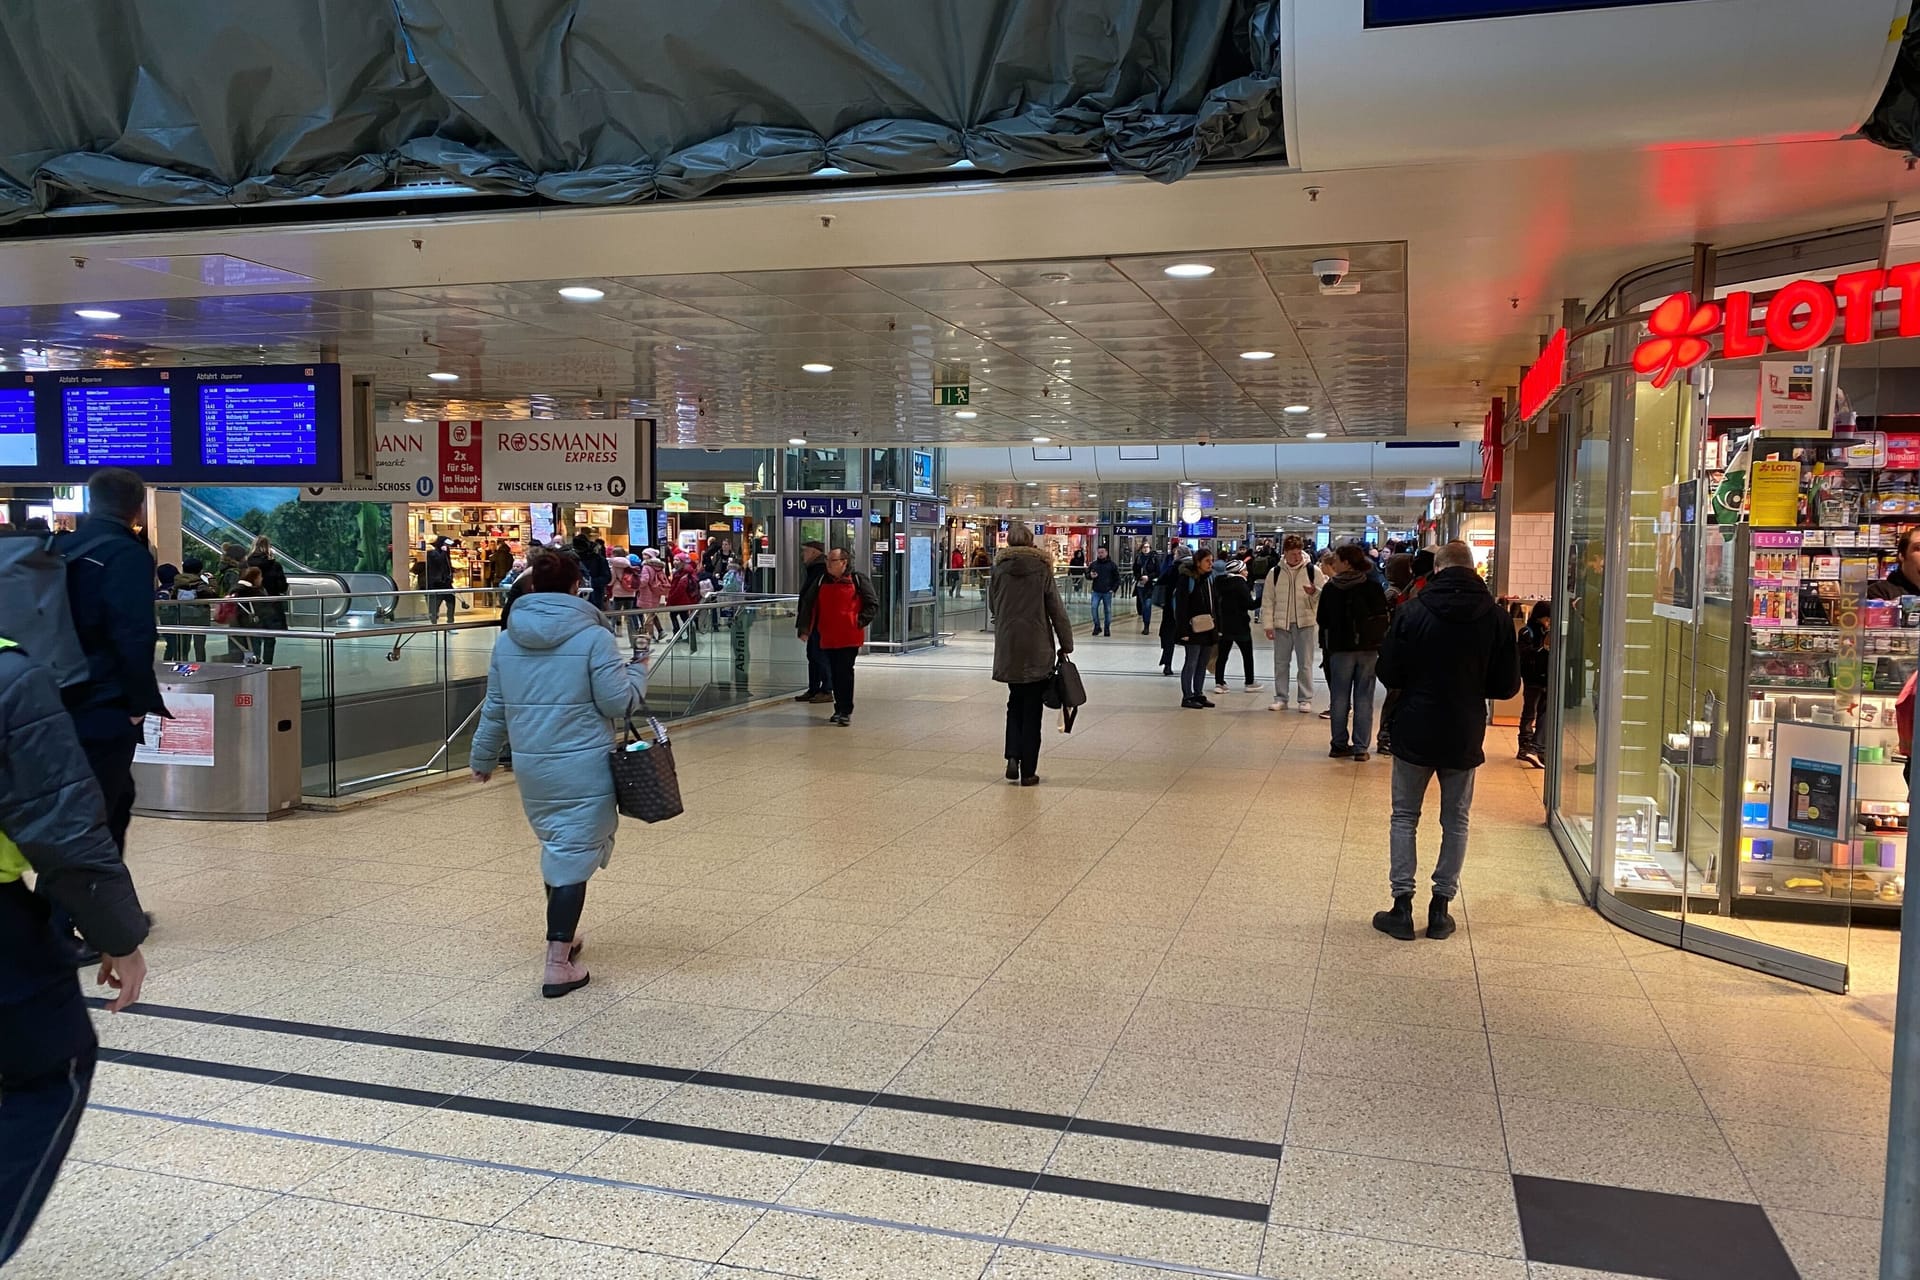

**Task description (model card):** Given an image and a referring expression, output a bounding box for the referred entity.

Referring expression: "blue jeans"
[1137,593,1153,631]
[1326,650,1378,751]
[1090,591,1113,632]
[1390,758,1477,899]
[1180,641,1214,699]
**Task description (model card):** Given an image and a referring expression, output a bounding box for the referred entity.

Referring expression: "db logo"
[233,693,253,707]
[607,475,627,498]
[449,422,472,447]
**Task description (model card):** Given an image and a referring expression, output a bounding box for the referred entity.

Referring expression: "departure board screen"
[200,381,320,466]
[62,385,173,467]
[0,364,343,484]
[0,388,35,467]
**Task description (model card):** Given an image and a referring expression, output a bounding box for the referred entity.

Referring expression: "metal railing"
[155,589,805,800]
[944,570,1102,634]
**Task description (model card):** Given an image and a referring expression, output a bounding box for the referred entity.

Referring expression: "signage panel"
[1368,0,1701,24]
[302,417,652,505]
[1518,329,1567,421]
[0,363,344,484]
[781,496,864,519]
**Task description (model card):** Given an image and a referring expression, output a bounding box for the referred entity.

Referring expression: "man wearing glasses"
[806,549,879,726]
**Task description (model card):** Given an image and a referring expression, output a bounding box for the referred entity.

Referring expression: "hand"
[471,769,493,784]
[1305,584,1317,595]
[96,949,147,1012]
[1264,628,1275,640]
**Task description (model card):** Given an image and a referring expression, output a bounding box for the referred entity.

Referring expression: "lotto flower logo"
[1632,293,1721,389]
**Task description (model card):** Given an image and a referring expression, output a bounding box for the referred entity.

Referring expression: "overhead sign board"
[0,363,346,485]
[303,417,655,504]
[1633,266,1920,388]
[1518,328,1567,421]
[781,496,864,518]
[1368,0,1703,25]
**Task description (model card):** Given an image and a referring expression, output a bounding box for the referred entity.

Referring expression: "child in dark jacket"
[1516,600,1552,763]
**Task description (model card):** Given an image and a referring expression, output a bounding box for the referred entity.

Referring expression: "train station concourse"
[2,2,1919,1279]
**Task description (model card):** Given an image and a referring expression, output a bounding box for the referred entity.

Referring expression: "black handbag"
[609,702,683,823]
[1043,655,1087,731]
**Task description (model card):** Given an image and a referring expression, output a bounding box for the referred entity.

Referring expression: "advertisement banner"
[301,419,652,505]
[1747,460,1803,527]
[1758,361,1821,432]
[135,689,215,767]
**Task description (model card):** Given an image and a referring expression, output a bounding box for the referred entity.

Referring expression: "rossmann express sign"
[303,418,654,504]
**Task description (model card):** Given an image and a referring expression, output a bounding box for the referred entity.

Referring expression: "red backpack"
[667,569,699,607]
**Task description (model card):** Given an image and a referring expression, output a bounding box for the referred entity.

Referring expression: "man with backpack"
[1316,544,1391,761]
[1372,540,1521,941]
[54,469,168,856]
[1263,534,1319,714]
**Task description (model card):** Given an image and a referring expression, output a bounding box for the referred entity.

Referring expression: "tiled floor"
[12,630,1898,1280]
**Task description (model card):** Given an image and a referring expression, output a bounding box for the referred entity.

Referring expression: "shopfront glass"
[1553,374,1613,872]
[783,448,861,492]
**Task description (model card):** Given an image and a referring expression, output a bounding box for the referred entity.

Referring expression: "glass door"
[1552,376,1614,875]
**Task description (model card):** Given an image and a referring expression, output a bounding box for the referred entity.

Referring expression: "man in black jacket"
[792,540,833,704]
[1087,545,1120,636]
[55,469,167,855]
[0,635,150,1265]
[1372,540,1520,942]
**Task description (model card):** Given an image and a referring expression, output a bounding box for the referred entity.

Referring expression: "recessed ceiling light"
[788,437,807,445]
[1305,430,1328,439]
[74,308,120,321]
[557,285,605,302]
[1026,482,1037,487]
[1031,436,1051,444]
[801,362,833,374]
[429,371,459,382]
[1163,263,1215,279]
[402,416,424,424]
[955,410,978,419]
[1283,404,1311,414]
[1240,351,1275,361]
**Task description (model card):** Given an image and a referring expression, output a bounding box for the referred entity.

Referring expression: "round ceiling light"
[1305,430,1328,439]
[1239,350,1275,361]
[1283,403,1311,414]
[402,416,425,424]
[954,409,978,419]
[800,362,833,374]
[1163,263,1215,279]
[556,286,605,302]
[428,371,459,382]
[74,308,120,321]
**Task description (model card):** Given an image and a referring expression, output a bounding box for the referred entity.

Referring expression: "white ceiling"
[0,129,1913,446]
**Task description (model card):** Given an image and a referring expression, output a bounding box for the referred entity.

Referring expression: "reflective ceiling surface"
[0,245,1405,446]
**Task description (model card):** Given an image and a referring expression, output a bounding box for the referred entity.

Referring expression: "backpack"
[0,529,112,687]
[614,563,640,595]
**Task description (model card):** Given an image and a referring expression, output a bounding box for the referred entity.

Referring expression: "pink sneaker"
[541,938,590,999]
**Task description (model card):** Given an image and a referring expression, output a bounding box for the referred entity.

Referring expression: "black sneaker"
[829,713,850,726]
[1005,758,1020,781]
[1328,745,1351,758]
[1199,698,1217,708]
[792,691,816,703]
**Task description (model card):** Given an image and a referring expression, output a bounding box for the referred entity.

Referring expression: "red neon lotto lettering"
[1632,267,1919,382]
[1765,279,1837,352]
[1519,327,1567,419]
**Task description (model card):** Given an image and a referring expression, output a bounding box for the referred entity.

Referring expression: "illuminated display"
[0,388,35,467]
[201,381,320,466]
[62,385,173,467]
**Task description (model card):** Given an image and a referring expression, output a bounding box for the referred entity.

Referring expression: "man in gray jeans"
[1371,540,1520,941]
[1262,533,1320,713]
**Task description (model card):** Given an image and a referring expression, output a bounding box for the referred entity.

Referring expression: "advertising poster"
[910,449,935,495]
[1747,459,1803,527]
[909,536,933,592]
[1758,361,1821,432]
[135,690,216,767]
[302,419,652,504]
[1770,720,1852,841]
[1652,480,1698,621]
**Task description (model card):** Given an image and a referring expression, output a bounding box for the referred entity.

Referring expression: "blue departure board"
[200,381,320,466]
[0,388,34,467]
[62,385,173,467]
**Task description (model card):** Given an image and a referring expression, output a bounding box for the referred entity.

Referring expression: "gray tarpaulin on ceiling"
[0,0,1282,225]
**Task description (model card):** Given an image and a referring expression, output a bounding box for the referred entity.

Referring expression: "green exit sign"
[935,384,971,406]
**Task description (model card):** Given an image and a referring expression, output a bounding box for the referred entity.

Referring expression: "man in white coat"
[1263,533,1319,713]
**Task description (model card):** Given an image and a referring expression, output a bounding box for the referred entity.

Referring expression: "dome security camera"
[1312,257,1351,288]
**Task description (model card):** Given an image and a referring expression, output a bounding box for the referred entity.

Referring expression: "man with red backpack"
[666,554,703,653]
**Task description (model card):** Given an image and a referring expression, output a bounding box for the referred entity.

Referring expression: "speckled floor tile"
[987,1245,1226,1277]
[1488,1035,1707,1116]
[779,1162,1027,1233]
[570,1132,815,1201]
[720,1212,996,1280]
[833,1108,1062,1170]
[709,1012,932,1091]
[852,927,1024,977]
[298,1147,553,1224]
[645,1082,864,1145]
[1767,1208,1883,1280]
[1006,1191,1264,1273]
[1299,1016,1494,1092]
[1268,1147,1524,1259]
[640,953,838,1013]
[946,979,1140,1048]
[202,1083,428,1144]
[426,1228,711,1278]
[0,1163,273,1280]
[1308,970,1486,1032]
[783,965,982,1028]
[539,997,773,1070]
[1719,1119,1888,1219]
[380,1106,612,1171]
[1685,1054,1889,1135]
[148,1195,480,1279]
[888,1031,1110,1114]
[1118,997,1308,1067]
[107,1121,358,1192]
[1043,1132,1277,1202]
[1257,1225,1530,1279]
[1286,1071,1506,1171]
[1478,987,1669,1050]
[500,1178,764,1260]
[1499,1095,1752,1202]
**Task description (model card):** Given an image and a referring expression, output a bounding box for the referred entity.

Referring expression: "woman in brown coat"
[990,520,1073,786]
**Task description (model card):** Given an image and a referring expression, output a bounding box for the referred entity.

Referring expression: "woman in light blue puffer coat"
[471,553,639,998]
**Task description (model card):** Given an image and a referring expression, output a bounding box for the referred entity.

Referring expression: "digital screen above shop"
[0,363,344,484]
[1366,0,1701,24]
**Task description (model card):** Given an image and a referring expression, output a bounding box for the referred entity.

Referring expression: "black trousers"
[825,646,858,717]
[1213,633,1255,685]
[805,629,830,694]
[1160,631,1177,671]
[1004,679,1050,777]
[80,736,137,854]
[1519,681,1547,749]
[0,972,96,1266]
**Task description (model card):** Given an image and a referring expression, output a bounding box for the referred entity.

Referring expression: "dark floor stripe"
[91,998,1283,1159]
[110,1049,1274,1224]
[1513,1175,1800,1280]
